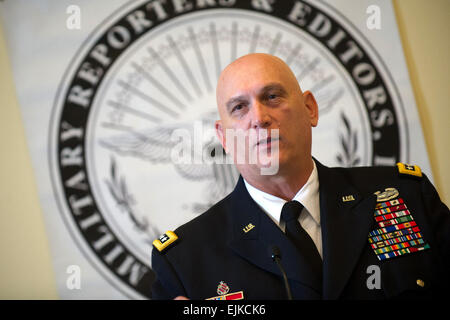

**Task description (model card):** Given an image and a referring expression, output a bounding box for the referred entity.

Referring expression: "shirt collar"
[244,161,320,225]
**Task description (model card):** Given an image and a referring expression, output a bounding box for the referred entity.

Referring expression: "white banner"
[0,0,430,299]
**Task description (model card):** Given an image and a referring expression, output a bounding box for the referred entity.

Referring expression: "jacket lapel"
[227,177,322,294]
[316,161,377,299]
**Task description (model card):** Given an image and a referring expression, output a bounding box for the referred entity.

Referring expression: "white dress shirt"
[244,161,322,258]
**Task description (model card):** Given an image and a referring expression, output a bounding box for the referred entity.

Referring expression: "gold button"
[416,279,425,287]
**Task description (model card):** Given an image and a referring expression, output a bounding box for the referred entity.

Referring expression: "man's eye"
[232,104,244,112]
[268,94,277,99]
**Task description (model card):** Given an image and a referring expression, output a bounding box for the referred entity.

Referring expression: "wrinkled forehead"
[216,55,300,108]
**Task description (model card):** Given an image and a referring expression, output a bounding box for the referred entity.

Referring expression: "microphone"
[269,245,293,300]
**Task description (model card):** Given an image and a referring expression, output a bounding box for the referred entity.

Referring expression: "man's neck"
[242,158,315,201]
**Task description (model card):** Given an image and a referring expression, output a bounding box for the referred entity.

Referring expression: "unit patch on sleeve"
[368,192,430,261]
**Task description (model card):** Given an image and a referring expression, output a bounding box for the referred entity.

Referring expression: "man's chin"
[254,153,281,176]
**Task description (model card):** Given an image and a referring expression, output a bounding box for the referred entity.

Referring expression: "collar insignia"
[243,223,255,233]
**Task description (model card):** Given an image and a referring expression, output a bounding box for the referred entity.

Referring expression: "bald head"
[216,53,302,118]
[214,53,319,187]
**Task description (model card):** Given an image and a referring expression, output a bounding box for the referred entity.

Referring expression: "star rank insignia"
[368,191,430,261]
[152,231,178,252]
[397,162,422,178]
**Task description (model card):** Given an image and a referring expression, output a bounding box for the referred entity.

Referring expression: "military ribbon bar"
[368,196,430,261]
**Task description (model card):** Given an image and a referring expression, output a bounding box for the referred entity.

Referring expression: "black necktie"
[280,201,322,285]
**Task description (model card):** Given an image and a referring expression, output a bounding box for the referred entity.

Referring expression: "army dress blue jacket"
[151,161,450,299]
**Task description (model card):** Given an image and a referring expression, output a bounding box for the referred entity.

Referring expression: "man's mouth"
[256,136,279,147]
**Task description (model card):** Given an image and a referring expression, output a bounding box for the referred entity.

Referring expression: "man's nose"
[250,101,271,129]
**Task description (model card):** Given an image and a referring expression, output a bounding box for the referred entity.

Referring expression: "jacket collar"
[243,161,321,226]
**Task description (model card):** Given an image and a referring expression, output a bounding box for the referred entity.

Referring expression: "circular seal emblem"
[50,0,408,299]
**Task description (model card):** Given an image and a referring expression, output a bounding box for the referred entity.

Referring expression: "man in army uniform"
[151,53,449,299]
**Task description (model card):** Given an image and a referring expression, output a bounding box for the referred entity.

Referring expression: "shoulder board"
[153,231,178,252]
[396,162,422,178]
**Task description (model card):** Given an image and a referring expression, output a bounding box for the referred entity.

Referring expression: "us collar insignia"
[205,281,244,300]
[342,194,355,202]
[368,192,430,261]
[243,223,255,233]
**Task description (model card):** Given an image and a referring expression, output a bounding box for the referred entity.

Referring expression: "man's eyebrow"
[259,83,287,94]
[225,95,247,112]
[224,83,288,112]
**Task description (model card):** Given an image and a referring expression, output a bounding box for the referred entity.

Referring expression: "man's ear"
[302,90,319,127]
[215,120,227,152]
